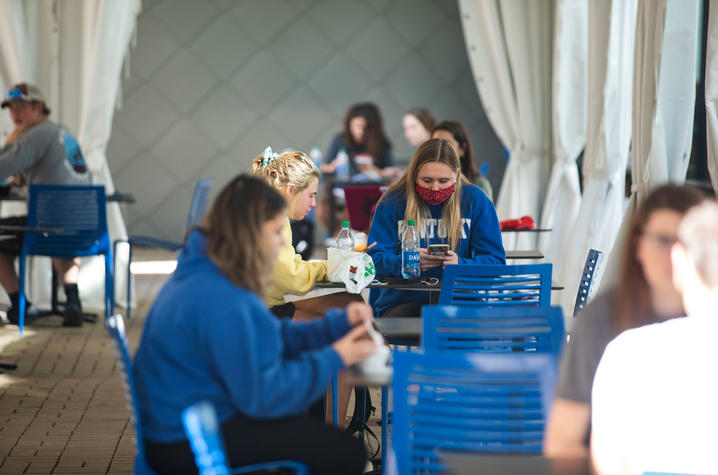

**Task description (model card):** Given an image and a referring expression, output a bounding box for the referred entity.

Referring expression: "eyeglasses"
[641,231,677,250]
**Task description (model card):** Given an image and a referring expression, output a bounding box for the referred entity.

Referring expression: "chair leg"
[105,253,113,320]
[126,243,133,319]
[18,254,26,335]
[332,373,338,426]
[381,385,388,467]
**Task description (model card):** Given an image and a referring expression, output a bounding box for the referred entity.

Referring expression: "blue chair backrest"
[573,249,603,317]
[186,179,213,230]
[182,401,231,475]
[24,184,109,257]
[422,305,565,354]
[439,264,552,307]
[391,351,558,474]
[105,314,155,474]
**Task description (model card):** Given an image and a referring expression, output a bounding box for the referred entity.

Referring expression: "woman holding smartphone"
[367,138,506,318]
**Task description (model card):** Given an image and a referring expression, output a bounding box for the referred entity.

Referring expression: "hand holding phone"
[428,244,450,256]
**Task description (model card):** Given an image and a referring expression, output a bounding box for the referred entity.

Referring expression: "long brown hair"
[342,102,392,167]
[432,121,478,182]
[613,184,705,334]
[196,174,287,298]
[377,138,469,249]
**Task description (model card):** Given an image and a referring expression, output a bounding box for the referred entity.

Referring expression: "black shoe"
[62,303,83,327]
[6,303,40,326]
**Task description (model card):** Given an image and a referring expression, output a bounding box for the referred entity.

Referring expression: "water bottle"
[336,221,354,250]
[335,147,350,181]
[309,144,323,168]
[401,219,420,279]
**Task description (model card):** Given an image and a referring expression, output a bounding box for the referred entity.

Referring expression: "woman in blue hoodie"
[367,138,506,318]
[133,174,375,474]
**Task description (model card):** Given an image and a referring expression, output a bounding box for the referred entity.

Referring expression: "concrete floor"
[0,250,383,474]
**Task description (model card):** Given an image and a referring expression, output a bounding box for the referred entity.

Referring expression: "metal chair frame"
[113,178,212,318]
[18,184,113,333]
[391,351,558,474]
[439,264,553,308]
[422,305,565,354]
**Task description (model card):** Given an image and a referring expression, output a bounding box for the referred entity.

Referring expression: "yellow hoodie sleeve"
[266,218,328,307]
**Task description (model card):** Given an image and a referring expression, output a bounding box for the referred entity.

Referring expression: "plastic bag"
[327,247,376,294]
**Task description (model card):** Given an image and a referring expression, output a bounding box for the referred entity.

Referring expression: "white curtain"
[458,0,554,251]
[706,0,718,194]
[539,0,588,269]
[0,0,139,309]
[557,0,637,321]
[599,0,700,291]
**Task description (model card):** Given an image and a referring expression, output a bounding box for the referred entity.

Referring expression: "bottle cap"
[407,219,415,226]
[341,221,350,227]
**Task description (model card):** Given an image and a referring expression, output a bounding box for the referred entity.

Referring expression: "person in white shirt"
[591,199,718,475]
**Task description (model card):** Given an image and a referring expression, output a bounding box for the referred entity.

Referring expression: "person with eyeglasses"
[544,184,706,458]
[591,199,718,474]
[0,83,90,327]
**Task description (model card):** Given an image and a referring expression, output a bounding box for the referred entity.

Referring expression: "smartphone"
[428,244,450,256]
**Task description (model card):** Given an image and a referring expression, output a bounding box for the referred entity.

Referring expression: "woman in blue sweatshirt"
[133,175,375,474]
[367,138,506,318]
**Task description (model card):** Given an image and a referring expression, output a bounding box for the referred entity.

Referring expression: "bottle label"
[401,250,420,278]
[404,251,419,266]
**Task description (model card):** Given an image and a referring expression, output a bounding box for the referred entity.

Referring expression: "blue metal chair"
[105,314,156,475]
[18,185,113,334]
[114,178,212,318]
[390,351,558,474]
[439,264,552,307]
[182,401,309,475]
[422,305,565,354]
[573,249,603,317]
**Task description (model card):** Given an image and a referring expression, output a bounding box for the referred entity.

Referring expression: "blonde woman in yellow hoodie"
[252,147,363,319]
[252,147,362,427]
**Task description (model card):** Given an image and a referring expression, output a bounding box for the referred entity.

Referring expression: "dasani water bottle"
[401,219,420,279]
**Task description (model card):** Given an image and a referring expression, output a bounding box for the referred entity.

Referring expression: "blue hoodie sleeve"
[280,309,351,358]
[459,189,506,265]
[206,298,344,419]
[367,195,403,276]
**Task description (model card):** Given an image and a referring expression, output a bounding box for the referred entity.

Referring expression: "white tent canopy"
[458,0,554,251]
[599,0,700,291]
[0,0,139,309]
[705,0,718,194]
[539,0,588,270]
[556,0,637,320]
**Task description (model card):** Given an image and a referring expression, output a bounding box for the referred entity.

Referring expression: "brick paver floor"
[0,250,169,475]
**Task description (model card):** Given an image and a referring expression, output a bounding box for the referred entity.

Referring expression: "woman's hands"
[332,302,376,367]
[419,248,459,270]
[346,302,373,326]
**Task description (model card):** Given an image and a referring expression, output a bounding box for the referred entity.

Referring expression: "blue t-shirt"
[367,185,505,317]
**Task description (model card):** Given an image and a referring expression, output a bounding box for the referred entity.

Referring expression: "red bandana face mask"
[415,183,455,205]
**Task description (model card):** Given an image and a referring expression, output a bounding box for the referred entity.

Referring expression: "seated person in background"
[402,107,435,149]
[591,199,718,475]
[543,184,706,457]
[367,138,505,318]
[252,147,364,426]
[321,102,399,180]
[133,174,373,475]
[0,83,90,327]
[432,120,493,202]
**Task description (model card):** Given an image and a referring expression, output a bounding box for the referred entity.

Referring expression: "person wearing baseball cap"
[0,83,90,327]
